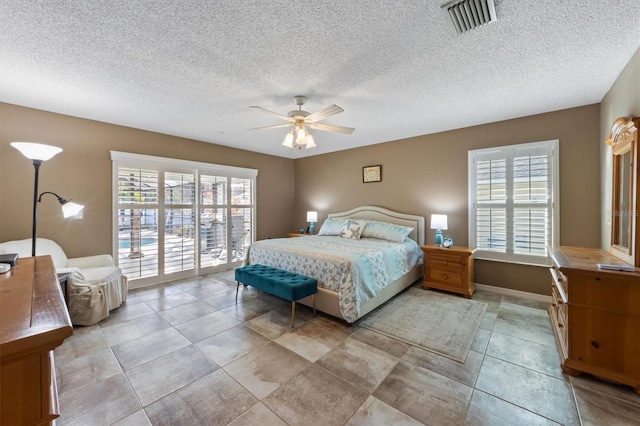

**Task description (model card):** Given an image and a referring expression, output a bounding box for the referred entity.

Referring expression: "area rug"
[360,288,488,363]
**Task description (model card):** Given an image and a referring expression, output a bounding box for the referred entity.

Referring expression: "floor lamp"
[11,142,84,256]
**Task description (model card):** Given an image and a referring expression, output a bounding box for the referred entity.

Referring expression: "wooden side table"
[421,245,476,298]
[287,233,316,238]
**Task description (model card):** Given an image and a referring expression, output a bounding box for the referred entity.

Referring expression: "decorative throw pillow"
[317,219,347,236]
[340,219,367,240]
[361,220,414,243]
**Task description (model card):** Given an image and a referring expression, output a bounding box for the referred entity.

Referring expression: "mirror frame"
[607,117,640,266]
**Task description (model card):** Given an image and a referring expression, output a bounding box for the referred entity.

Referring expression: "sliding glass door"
[112,152,256,287]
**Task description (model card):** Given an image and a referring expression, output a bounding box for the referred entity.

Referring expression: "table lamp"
[307,211,318,233]
[430,214,448,247]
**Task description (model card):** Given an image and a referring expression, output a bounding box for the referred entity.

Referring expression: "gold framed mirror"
[607,117,640,265]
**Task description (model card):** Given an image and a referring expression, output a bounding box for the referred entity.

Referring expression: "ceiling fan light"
[282,131,294,148]
[250,97,355,150]
[305,134,316,148]
[296,127,307,145]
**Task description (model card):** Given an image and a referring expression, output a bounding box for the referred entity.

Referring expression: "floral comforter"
[246,236,423,322]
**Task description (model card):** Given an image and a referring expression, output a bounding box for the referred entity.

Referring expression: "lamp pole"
[31,160,43,256]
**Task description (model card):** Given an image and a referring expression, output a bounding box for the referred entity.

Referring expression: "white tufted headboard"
[327,205,425,246]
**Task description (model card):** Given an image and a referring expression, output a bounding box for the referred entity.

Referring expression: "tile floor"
[54,271,640,426]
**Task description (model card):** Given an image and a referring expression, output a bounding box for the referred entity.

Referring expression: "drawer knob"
[444,261,448,266]
[442,274,449,280]
[591,341,599,349]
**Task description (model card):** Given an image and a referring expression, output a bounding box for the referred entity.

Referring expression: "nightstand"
[421,245,476,298]
[287,233,316,237]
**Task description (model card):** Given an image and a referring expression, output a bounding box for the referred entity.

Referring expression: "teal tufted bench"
[235,264,317,327]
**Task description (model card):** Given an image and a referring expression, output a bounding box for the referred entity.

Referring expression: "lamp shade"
[306,211,318,222]
[62,201,85,218]
[296,127,307,145]
[11,142,62,161]
[430,214,448,230]
[305,133,316,148]
[282,131,294,148]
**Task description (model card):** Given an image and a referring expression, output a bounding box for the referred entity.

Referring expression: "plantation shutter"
[474,153,507,255]
[117,167,160,279]
[512,145,551,257]
[469,140,558,265]
[164,171,196,274]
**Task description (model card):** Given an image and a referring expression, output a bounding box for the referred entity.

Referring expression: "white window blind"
[164,171,196,275]
[117,167,160,280]
[469,140,559,265]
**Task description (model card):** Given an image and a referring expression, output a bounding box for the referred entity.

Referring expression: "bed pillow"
[340,219,367,240]
[317,219,347,236]
[361,220,413,243]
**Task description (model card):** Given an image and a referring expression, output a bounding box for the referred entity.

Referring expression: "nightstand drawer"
[429,269,463,287]
[431,254,463,270]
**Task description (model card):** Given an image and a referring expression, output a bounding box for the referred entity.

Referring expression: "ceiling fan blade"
[307,122,355,134]
[304,104,344,123]
[249,105,290,121]
[247,123,293,131]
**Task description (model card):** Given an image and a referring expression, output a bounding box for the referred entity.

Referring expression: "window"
[111,151,257,287]
[468,140,559,265]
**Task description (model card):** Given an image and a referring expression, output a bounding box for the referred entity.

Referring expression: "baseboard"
[475,283,552,304]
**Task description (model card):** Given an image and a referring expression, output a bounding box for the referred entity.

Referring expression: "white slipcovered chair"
[0,238,127,326]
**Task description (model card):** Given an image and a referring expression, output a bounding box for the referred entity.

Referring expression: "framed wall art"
[363,165,382,183]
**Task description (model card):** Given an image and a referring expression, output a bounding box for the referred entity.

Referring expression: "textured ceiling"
[1,1,639,159]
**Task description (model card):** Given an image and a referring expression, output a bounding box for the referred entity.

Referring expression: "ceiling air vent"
[442,0,497,34]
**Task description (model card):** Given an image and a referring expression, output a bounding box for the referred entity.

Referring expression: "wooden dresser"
[549,246,640,394]
[421,245,476,298]
[1,256,73,425]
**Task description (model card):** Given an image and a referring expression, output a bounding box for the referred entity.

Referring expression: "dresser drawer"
[550,266,567,291]
[429,269,463,287]
[430,254,463,271]
[550,268,568,324]
[551,282,568,325]
[556,309,568,352]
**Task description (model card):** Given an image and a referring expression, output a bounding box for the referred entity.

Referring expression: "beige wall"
[294,104,602,295]
[0,103,295,258]
[600,48,640,249]
[4,44,636,295]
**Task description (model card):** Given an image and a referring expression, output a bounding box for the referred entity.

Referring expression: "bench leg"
[291,301,296,328]
[235,281,239,302]
[312,294,316,316]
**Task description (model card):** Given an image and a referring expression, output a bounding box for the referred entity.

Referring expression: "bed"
[245,206,425,323]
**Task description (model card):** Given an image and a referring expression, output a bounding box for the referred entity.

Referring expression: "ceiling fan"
[248,96,355,149]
